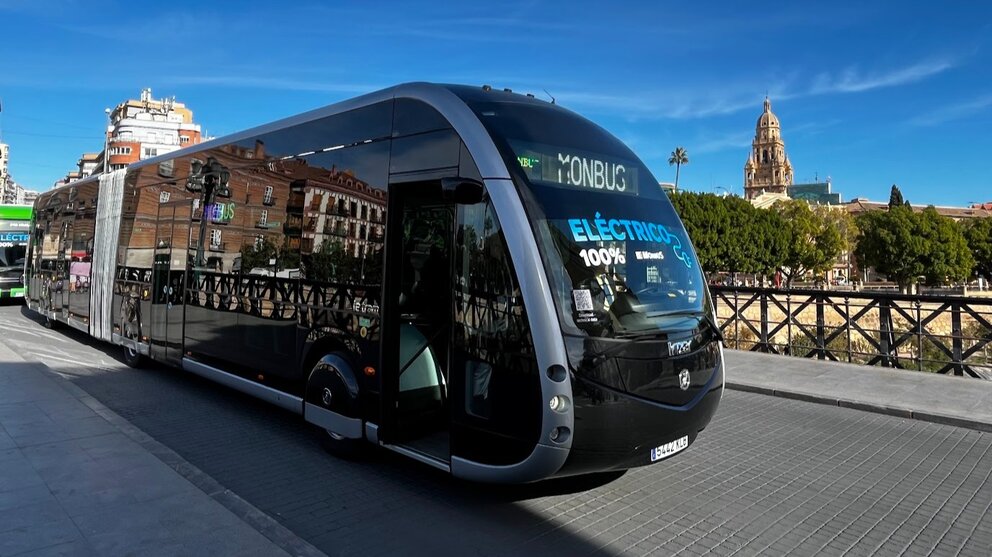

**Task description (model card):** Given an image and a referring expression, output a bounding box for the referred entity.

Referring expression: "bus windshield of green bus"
[0,243,27,268]
[467,99,707,337]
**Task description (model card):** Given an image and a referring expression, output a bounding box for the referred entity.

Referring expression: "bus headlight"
[549,395,570,413]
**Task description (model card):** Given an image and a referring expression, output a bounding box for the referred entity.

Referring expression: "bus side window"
[392,98,451,138]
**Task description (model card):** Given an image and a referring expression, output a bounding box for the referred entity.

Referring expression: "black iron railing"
[711,286,992,378]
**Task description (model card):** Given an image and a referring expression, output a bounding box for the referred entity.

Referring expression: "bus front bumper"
[555,362,724,477]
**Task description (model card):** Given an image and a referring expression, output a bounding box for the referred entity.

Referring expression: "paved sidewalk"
[0,339,316,556]
[725,349,992,432]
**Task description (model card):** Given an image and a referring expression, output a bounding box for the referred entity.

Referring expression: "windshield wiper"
[584,313,724,368]
[643,310,725,344]
[701,312,725,344]
[585,331,664,367]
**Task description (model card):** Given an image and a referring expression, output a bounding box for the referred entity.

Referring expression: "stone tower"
[744,96,793,200]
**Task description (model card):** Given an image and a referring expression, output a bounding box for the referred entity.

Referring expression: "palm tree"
[668,146,689,190]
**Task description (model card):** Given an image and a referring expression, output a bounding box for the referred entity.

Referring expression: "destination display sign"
[0,220,30,231]
[512,140,639,195]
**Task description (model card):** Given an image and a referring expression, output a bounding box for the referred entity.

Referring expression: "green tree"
[239,237,303,276]
[771,200,843,287]
[669,190,786,279]
[750,207,789,276]
[306,240,349,282]
[916,207,973,286]
[964,217,992,281]
[855,205,924,291]
[239,238,278,273]
[668,146,689,190]
[888,184,905,209]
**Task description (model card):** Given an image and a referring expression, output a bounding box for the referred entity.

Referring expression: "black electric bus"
[25,83,723,483]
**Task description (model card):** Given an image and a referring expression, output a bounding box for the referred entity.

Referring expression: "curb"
[4,337,326,557]
[726,381,992,434]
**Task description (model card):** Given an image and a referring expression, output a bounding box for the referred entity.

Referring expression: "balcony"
[263,196,277,207]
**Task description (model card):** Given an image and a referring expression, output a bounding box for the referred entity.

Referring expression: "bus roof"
[60,83,560,188]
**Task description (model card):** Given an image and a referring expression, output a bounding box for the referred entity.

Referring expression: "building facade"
[0,143,9,201]
[100,88,203,173]
[0,143,40,205]
[59,89,205,188]
[744,97,793,200]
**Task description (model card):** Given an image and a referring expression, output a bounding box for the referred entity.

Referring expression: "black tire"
[122,345,145,368]
[309,354,365,459]
[319,427,364,459]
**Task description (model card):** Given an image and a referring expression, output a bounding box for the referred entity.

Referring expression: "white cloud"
[548,58,956,122]
[908,94,992,126]
[808,59,955,94]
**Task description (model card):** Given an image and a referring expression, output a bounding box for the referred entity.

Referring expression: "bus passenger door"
[151,200,192,365]
[380,182,455,460]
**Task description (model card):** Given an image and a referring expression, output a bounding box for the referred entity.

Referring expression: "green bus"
[0,204,32,299]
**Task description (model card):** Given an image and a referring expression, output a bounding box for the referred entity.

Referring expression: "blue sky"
[1,0,990,205]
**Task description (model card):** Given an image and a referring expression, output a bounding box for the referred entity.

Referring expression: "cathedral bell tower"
[744,96,793,200]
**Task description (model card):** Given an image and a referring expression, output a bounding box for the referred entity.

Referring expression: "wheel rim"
[126,347,137,359]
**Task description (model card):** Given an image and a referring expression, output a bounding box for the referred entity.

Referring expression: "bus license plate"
[650,435,689,462]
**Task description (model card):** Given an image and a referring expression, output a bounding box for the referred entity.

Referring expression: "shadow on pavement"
[13,305,620,556]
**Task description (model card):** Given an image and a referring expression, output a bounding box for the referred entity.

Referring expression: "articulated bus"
[0,204,32,300]
[26,83,723,482]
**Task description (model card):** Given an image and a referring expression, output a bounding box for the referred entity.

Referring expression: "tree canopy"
[855,205,973,290]
[670,191,984,290]
[770,199,844,286]
[888,184,905,208]
[964,217,992,281]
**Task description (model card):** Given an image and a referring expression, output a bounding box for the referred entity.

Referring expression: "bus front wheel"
[307,353,364,459]
[122,345,145,368]
[320,427,363,459]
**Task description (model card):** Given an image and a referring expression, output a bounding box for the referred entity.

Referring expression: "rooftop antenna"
[543,89,556,104]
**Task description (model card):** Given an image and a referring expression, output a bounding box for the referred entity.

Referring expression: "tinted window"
[392,98,451,137]
[451,198,542,464]
[390,129,460,174]
[467,100,708,338]
[245,101,394,157]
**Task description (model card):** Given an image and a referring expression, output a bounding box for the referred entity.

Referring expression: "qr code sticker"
[572,289,594,312]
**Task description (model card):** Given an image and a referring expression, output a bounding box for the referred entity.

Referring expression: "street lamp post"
[102,107,111,175]
[185,157,231,269]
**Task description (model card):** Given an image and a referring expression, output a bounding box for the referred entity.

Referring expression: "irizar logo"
[669,339,692,356]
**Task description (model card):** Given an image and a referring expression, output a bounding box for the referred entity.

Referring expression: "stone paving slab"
[725,349,992,432]
[0,339,307,557]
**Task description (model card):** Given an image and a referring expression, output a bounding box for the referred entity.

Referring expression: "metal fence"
[711,286,992,378]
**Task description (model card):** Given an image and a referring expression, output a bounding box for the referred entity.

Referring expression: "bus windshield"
[465,98,707,338]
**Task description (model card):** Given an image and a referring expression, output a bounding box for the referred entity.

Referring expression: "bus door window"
[395,199,453,437]
[450,198,542,465]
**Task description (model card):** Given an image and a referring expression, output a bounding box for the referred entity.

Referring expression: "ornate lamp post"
[185,157,230,268]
